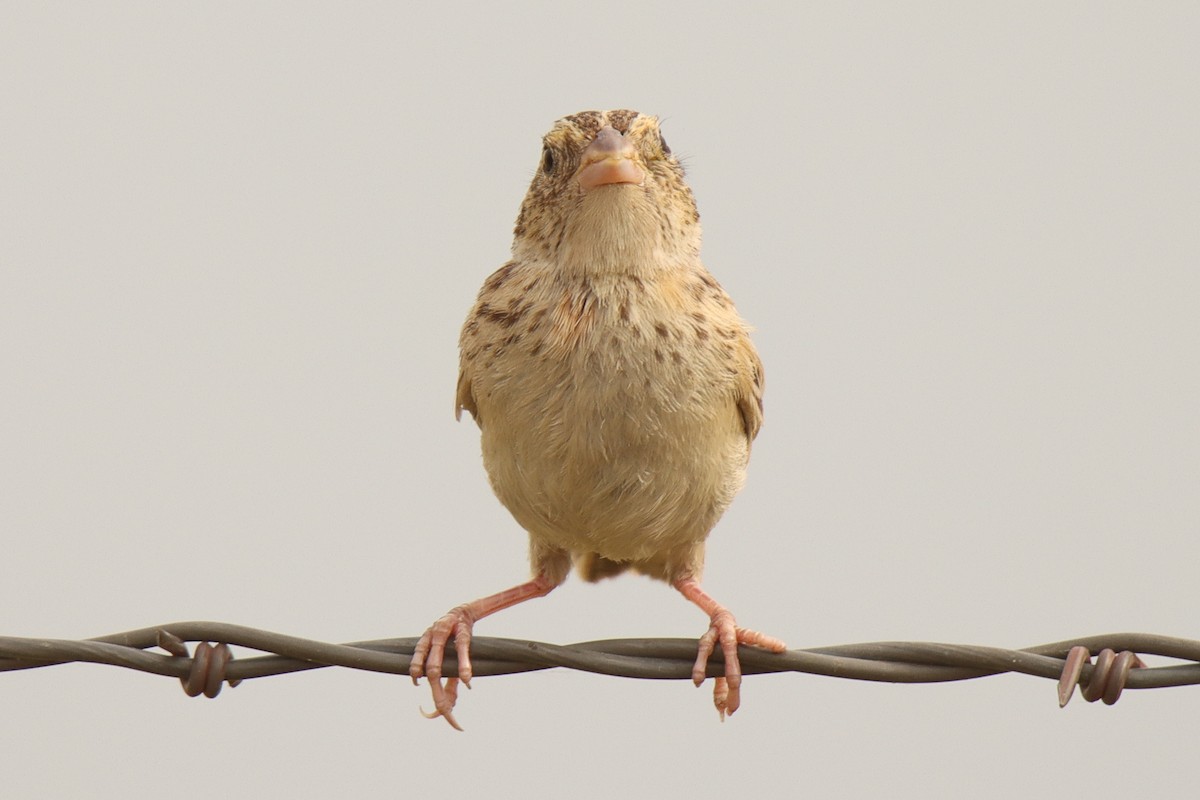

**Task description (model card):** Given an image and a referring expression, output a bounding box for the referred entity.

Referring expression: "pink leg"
[411,572,560,730]
[672,577,787,720]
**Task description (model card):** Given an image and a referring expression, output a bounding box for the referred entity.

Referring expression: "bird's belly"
[477,335,746,562]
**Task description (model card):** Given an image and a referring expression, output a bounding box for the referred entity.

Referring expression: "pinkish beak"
[577,126,644,190]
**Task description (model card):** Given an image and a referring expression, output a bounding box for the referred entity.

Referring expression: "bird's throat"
[558,189,682,277]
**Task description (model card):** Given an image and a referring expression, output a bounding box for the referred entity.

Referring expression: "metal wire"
[4,623,1200,706]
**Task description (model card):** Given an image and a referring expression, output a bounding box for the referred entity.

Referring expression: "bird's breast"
[468,268,750,560]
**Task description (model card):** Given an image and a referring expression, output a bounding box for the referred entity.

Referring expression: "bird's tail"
[575,552,630,582]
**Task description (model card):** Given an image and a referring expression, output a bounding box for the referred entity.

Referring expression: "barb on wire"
[4,622,1200,707]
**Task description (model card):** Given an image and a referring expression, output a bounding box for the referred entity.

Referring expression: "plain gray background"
[2,2,1197,796]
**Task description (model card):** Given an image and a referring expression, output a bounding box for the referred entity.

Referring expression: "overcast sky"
[2,3,1198,797]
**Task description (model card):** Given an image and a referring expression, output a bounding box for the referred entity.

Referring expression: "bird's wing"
[735,336,764,443]
[455,367,477,424]
[456,261,522,427]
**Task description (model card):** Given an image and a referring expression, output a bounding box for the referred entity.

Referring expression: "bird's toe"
[412,606,476,730]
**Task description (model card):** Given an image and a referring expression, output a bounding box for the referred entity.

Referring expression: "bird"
[410,109,785,729]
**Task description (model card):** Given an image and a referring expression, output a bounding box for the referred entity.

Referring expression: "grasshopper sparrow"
[411,109,785,728]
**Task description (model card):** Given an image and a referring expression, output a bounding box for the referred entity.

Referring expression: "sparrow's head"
[512,110,701,273]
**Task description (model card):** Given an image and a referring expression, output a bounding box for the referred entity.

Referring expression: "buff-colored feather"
[457,110,762,583]
[413,111,783,729]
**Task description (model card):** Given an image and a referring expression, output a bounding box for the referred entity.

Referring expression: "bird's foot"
[410,604,477,731]
[693,610,787,720]
[408,573,563,730]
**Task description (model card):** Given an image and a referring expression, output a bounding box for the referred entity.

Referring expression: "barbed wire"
[4,622,1200,707]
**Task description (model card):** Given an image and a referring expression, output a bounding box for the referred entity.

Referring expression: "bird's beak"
[577,126,644,190]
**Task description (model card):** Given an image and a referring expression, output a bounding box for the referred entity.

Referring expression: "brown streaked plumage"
[411,109,784,729]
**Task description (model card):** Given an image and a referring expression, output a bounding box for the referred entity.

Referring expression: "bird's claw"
[419,677,463,731]
[711,677,732,721]
[692,610,787,720]
[411,606,476,731]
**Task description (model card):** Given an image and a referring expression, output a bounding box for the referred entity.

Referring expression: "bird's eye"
[541,147,555,174]
[659,133,671,156]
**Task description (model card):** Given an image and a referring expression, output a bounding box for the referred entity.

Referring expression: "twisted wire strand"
[4,623,1200,702]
